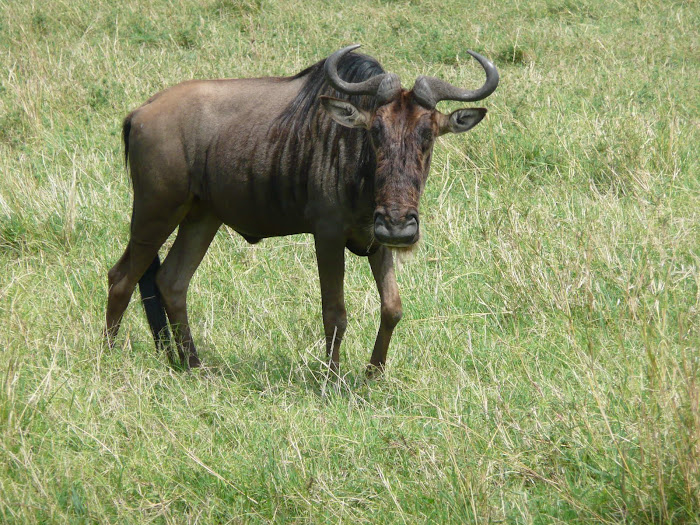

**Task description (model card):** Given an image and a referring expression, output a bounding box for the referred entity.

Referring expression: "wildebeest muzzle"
[374,207,419,247]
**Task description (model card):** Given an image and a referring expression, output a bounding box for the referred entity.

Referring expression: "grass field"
[1,0,699,522]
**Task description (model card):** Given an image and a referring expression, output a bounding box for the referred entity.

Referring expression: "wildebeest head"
[320,45,499,248]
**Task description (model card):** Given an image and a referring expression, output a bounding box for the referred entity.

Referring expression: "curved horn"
[324,44,401,103]
[412,50,499,109]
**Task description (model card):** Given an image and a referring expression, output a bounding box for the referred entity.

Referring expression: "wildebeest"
[105,44,498,375]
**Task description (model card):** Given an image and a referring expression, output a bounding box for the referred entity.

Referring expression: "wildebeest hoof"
[365,363,384,380]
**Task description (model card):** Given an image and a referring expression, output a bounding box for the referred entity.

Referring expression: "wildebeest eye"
[370,122,382,143]
[419,128,433,149]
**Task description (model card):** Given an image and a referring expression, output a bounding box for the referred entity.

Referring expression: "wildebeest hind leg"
[105,201,190,351]
[156,206,221,368]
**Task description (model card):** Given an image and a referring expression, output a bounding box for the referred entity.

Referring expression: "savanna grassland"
[1,0,698,522]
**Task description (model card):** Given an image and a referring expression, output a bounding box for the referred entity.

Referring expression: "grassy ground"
[1,0,698,522]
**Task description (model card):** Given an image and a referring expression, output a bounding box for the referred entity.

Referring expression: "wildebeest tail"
[138,255,172,353]
[122,113,132,169]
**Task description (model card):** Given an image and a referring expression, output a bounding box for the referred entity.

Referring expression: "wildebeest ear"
[320,96,371,129]
[437,108,487,136]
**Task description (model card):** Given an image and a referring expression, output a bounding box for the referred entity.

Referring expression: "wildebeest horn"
[324,44,401,103]
[412,50,499,109]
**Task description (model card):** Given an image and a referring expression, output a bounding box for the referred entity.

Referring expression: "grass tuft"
[496,44,533,66]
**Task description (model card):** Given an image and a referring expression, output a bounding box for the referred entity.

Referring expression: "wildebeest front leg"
[367,246,402,377]
[314,236,347,373]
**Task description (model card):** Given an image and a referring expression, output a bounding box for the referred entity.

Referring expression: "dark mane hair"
[274,52,386,134]
[266,52,386,210]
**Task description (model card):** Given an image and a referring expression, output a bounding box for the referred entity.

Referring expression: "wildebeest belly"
[205,173,313,239]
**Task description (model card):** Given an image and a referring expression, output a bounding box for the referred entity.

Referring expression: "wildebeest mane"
[267,53,385,211]
[275,52,386,133]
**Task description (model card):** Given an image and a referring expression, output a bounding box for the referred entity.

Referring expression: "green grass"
[1,0,699,522]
